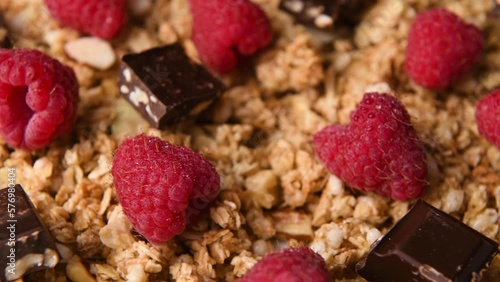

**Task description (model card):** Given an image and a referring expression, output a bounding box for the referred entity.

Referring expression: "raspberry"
[0,49,79,151]
[313,93,428,201]
[111,134,220,244]
[188,0,272,74]
[172,145,221,223]
[238,247,331,282]
[476,89,500,148]
[405,8,484,89]
[44,0,127,39]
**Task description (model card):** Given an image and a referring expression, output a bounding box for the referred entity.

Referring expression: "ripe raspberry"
[0,49,79,151]
[476,89,500,148]
[313,93,428,201]
[111,134,220,244]
[238,247,331,282]
[174,146,221,223]
[188,0,272,74]
[405,8,484,89]
[44,0,127,39]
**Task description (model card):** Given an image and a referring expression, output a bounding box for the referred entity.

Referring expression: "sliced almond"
[65,37,116,70]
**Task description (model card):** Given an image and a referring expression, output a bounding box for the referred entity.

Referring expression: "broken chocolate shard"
[279,0,374,29]
[119,44,224,128]
[1,185,60,282]
[356,199,499,282]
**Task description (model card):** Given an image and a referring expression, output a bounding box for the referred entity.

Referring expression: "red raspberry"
[313,93,428,201]
[238,247,332,282]
[0,49,79,151]
[476,89,500,148]
[405,8,484,89]
[44,0,127,39]
[188,0,272,74]
[174,146,221,223]
[111,134,220,244]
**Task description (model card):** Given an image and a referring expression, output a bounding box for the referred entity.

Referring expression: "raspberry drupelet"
[0,49,79,151]
[313,93,428,201]
[111,134,220,244]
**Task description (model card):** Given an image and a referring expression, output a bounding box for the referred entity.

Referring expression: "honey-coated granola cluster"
[0,0,499,281]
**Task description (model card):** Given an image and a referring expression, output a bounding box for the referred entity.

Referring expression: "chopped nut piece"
[5,254,44,281]
[64,37,116,70]
[245,170,279,209]
[67,255,97,282]
[272,211,313,239]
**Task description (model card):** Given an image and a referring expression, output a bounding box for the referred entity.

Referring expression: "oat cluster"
[0,0,499,281]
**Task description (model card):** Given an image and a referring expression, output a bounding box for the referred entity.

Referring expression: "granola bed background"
[0,0,499,281]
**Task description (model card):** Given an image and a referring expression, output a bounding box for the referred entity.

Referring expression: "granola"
[1,0,499,281]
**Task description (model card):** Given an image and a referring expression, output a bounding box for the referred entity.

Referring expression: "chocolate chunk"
[1,185,59,282]
[279,0,374,29]
[119,44,224,128]
[356,200,499,282]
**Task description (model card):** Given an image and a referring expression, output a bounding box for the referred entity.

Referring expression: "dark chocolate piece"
[119,44,224,128]
[356,200,499,282]
[279,0,374,29]
[1,185,59,282]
